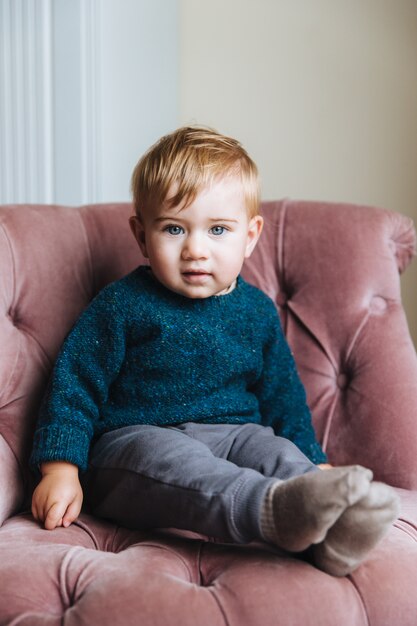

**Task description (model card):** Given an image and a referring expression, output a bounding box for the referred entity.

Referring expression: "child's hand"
[31,461,83,530]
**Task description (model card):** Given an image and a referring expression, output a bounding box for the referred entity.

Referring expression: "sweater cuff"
[30,425,91,472]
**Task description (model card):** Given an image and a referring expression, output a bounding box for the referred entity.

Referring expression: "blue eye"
[165,225,184,235]
[210,226,226,236]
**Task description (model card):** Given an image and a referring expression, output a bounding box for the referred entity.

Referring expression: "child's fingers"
[62,498,82,528]
[44,501,66,530]
[31,494,39,521]
[31,500,39,523]
[32,490,47,525]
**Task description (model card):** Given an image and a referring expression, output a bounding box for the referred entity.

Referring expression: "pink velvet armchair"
[1,199,417,625]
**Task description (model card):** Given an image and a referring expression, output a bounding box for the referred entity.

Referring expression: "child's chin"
[178,285,217,299]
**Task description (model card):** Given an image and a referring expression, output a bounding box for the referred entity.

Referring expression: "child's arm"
[30,287,129,473]
[31,461,83,530]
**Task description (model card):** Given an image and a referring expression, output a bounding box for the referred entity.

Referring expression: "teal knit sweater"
[30,266,326,471]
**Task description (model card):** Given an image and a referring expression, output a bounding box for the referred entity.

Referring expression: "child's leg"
[84,423,376,555]
[83,424,277,543]
[181,422,399,571]
[180,422,317,479]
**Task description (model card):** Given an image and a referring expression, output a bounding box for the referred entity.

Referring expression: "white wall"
[0,0,179,205]
[53,0,179,204]
[179,0,417,345]
[98,0,179,202]
[0,0,54,203]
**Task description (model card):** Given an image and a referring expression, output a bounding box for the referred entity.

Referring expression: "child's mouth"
[182,271,211,283]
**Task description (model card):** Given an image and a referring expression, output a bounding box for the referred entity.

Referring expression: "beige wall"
[179,0,417,346]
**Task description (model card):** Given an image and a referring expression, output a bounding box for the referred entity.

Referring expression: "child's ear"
[129,215,149,258]
[245,215,263,258]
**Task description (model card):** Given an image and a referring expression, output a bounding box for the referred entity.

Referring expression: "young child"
[30,126,399,576]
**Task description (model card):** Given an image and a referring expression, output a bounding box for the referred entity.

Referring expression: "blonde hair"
[131,126,260,218]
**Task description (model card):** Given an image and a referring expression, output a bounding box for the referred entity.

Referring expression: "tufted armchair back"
[0,200,416,526]
[243,200,417,488]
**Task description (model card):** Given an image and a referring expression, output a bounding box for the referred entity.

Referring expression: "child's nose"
[181,233,209,260]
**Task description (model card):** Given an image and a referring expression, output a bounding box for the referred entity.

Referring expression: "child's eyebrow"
[153,216,239,223]
[153,216,181,222]
[208,218,239,223]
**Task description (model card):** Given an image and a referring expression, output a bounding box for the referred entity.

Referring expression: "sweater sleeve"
[254,303,327,464]
[30,289,128,472]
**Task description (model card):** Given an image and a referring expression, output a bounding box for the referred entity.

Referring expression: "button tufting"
[336,373,349,390]
[7,311,18,327]
[8,311,24,329]
[276,292,288,307]
[369,296,388,315]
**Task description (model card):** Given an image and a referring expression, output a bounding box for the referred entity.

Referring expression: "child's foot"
[261,465,373,552]
[312,481,400,576]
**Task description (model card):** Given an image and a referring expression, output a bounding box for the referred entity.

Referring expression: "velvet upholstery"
[0,200,416,625]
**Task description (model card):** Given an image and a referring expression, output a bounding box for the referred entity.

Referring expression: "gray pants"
[83,422,316,544]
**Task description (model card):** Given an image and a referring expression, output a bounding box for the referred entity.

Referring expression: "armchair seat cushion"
[0,489,416,626]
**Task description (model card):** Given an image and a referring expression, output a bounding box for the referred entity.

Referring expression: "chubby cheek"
[147,237,180,271]
[219,239,248,269]
[213,252,243,284]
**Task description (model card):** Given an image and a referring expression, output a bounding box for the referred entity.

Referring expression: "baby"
[30,126,399,576]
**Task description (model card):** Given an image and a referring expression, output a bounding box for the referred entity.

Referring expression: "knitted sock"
[260,465,373,553]
[312,481,400,576]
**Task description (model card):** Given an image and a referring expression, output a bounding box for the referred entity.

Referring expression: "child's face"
[130,176,263,299]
